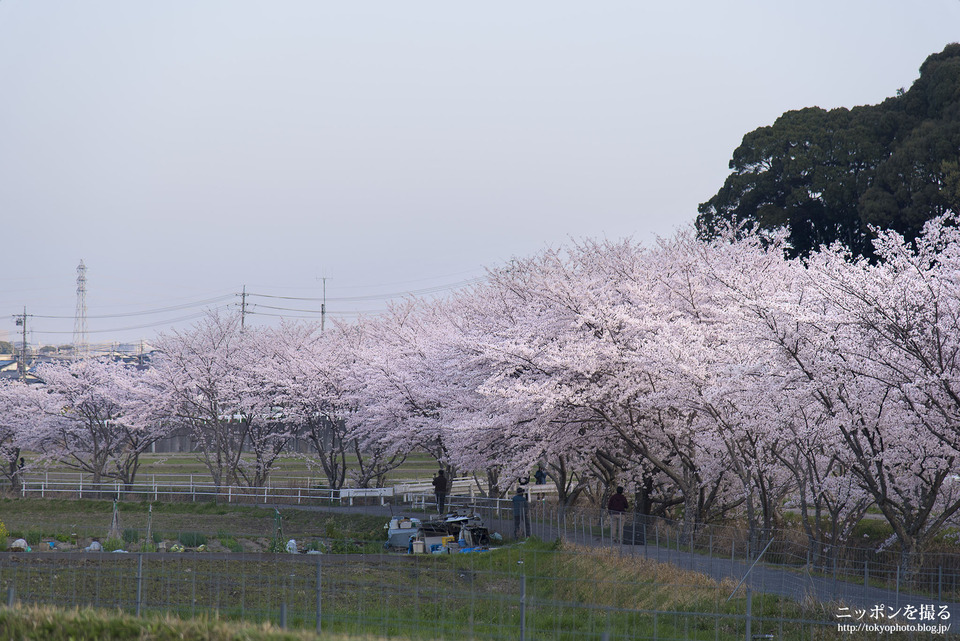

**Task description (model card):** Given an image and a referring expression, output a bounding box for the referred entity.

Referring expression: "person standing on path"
[534,465,547,485]
[512,487,531,539]
[433,469,448,513]
[607,486,628,543]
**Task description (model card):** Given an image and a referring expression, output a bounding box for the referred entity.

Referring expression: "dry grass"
[0,603,395,641]
[550,543,739,611]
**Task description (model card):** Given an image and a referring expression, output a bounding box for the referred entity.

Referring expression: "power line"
[30,294,236,319]
[340,268,486,290]
[245,276,486,303]
[12,273,483,341]
[243,268,486,292]
[30,307,234,335]
[249,309,386,320]
[249,303,323,314]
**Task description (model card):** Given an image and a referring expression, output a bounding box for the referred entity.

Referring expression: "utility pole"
[14,307,30,381]
[314,276,329,332]
[320,277,326,333]
[240,285,247,329]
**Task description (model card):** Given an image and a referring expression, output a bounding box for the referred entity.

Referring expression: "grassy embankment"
[0,538,838,641]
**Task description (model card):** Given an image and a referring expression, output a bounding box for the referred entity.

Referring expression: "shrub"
[178,532,207,547]
[219,537,242,554]
[102,538,125,552]
[330,539,380,554]
[24,529,42,546]
[151,532,162,544]
[122,528,139,544]
[54,533,70,543]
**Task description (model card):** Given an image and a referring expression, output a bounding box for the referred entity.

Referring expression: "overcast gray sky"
[1,1,958,346]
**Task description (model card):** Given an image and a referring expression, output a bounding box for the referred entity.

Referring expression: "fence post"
[136,553,143,617]
[316,557,322,633]
[864,560,868,588]
[895,565,900,608]
[832,556,838,601]
[520,572,527,641]
[191,564,197,617]
[280,602,287,629]
[6,586,13,607]
[939,565,943,602]
[745,586,752,641]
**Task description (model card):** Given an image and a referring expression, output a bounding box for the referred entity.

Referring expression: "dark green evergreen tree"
[698,43,960,258]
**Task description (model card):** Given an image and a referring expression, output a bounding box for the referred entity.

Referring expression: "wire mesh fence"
[9,487,960,614]
[447,496,960,611]
[0,548,848,641]
[4,484,960,638]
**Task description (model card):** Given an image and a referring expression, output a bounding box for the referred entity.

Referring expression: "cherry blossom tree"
[471,238,746,530]
[0,381,47,493]
[347,302,451,481]
[2,216,952,572]
[790,217,960,574]
[32,358,165,490]
[267,321,356,490]
[154,311,290,488]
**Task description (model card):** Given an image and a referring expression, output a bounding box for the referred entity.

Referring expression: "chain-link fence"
[5,483,960,638]
[0,548,847,641]
[443,496,960,610]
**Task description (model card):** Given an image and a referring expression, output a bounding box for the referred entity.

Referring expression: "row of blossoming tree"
[2,217,960,571]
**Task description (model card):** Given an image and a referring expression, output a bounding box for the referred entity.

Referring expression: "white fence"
[14,472,556,508]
